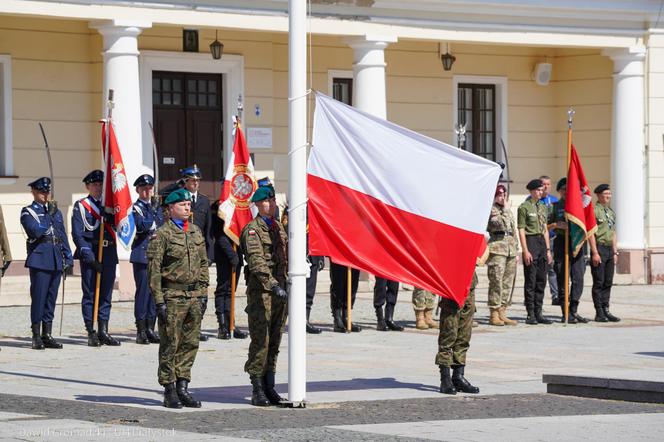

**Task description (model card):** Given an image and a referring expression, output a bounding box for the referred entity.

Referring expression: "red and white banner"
[308,93,501,305]
[218,123,257,245]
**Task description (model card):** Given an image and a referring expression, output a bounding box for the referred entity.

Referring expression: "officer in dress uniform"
[329,262,361,333]
[373,278,403,331]
[131,174,164,344]
[21,177,73,350]
[71,170,121,347]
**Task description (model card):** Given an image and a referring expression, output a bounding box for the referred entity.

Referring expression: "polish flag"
[308,93,501,305]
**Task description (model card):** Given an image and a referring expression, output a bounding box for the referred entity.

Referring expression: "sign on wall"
[247,127,273,149]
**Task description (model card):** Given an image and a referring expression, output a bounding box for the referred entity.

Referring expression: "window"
[332,78,353,105]
[0,55,13,179]
[457,83,496,161]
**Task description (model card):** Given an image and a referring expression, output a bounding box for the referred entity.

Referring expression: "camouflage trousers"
[435,272,477,367]
[157,296,202,385]
[412,287,436,311]
[244,289,288,377]
[486,253,517,309]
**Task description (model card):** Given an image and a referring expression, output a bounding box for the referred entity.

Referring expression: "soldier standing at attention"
[538,175,560,305]
[329,262,361,333]
[373,277,404,331]
[240,186,289,407]
[486,184,518,326]
[517,179,553,325]
[72,170,121,346]
[412,287,439,330]
[590,184,620,323]
[21,177,73,350]
[148,188,208,409]
[131,174,164,344]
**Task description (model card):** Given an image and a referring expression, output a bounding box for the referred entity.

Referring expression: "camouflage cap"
[164,188,191,205]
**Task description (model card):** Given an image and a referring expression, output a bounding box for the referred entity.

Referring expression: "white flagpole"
[287,0,308,407]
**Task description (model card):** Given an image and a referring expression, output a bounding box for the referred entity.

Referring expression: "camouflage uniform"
[436,271,477,367]
[486,203,518,309]
[147,220,209,385]
[412,287,436,311]
[241,216,288,377]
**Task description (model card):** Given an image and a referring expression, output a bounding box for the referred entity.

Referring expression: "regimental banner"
[565,145,597,257]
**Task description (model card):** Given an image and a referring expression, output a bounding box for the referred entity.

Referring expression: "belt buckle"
[102,240,109,247]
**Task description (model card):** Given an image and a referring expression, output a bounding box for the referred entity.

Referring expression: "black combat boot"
[603,306,621,322]
[594,307,608,322]
[535,308,552,324]
[306,309,322,334]
[263,371,283,406]
[570,304,589,323]
[343,308,362,332]
[31,323,45,350]
[176,379,201,408]
[85,321,101,347]
[97,320,121,346]
[217,313,231,339]
[41,322,62,349]
[163,382,183,409]
[250,376,271,407]
[452,365,480,394]
[146,318,160,343]
[229,312,248,339]
[332,308,348,333]
[375,306,387,331]
[525,308,538,325]
[439,366,456,395]
[135,319,149,345]
[385,304,404,331]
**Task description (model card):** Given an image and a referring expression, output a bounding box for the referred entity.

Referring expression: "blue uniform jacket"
[21,202,73,271]
[71,196,118,266]
[130,199,164,264]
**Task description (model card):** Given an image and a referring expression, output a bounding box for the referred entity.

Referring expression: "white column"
[345,35,397,119]
[604,47,646,250]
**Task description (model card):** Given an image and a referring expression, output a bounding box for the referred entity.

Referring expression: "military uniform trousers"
[487,253,516,309]
[329,262,360,310]
[412,287,437,311]
[158,294,203,385]
[436,272,477,367]
[373,277,399,308]
[591,244,615,310]
[523,235,547,312]
[306,256,323,310]
[81,262,116,322]
[244,289,288,377]
[133,263,156,321]
[553,235,585,308]
[29,269,62,324]
[214,260,242,317]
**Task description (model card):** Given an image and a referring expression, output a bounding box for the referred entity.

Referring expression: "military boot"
[85,321,101,347]
[603,306,621,322]
[342,308,362,332]
[97,320,121,346]
[41,322,62,349]
[570,304,589,323]
[415,310,428,329]
[31,323,45,350]
[452,365,480,394]
[535,308,553,324]
[163,383,183,409]
[250,376,271,407]
[146,318,160,343]
[375,306,387,331]
[594,307,608,322]
[525,308,538,325]
[439,366,456,395]
[424,308,439,329]
[176,379,201,408]
[385,304,404,331]
[499,307,518,326]
[199,332,209,341]
[489,308,505,326]
[217,313,231,339]
[229,311,249,338]
[135,319,149,345]
[333,308,348,333]
[263,371,283,406]
[306,309,322,334]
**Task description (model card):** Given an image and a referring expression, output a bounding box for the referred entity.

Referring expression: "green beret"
[164,188,191,205]
[556,177,567,191]
[251,186,274,202]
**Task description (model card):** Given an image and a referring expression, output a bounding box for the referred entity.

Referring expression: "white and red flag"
[218,122,258,244]
[101,121,135,251]
[308,93,501,305]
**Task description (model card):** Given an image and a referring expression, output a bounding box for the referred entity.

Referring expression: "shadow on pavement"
[0,369,160,394]
[635,352,664,358]
[75,395,163,406]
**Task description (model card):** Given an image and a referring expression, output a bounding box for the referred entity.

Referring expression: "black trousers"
[523,235,547,312]
[591,244,615,309]
[214,259,242,318]
[553,235,586,311]
[306,256,323,311]
[373,277,399,308]
[329,261,360,310]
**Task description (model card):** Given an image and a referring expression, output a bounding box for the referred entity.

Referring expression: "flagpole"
[93,89,114,327]
[230,243,237,336]
[564,108,574,325]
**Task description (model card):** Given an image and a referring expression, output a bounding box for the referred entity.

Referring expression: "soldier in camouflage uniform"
[412,287,438,330]
[486,184,518,326]
[240,186,289,407]
[147,188,209,409]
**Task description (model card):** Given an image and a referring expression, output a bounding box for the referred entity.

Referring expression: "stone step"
[543,374,664,404]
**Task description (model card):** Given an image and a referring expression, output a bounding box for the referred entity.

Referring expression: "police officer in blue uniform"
[71,170,121,347]
[131,174,164,344]
[21,177,73,350]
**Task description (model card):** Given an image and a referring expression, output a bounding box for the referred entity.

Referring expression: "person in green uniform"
[240,186,289,407]
[590,184,620,322]
[412,287,439,329]
[517,179,553,325]
[148,188,209,409]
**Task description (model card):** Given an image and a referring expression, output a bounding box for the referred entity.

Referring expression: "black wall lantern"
[440,43,456,71]
[210,30,224,60]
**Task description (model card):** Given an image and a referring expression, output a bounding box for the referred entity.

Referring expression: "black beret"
[594,183,610,194]
[83,169,103,184]
[133,174,155,187]
[526,179,543,191]
[556,177,567,191]
[28,177,51,192]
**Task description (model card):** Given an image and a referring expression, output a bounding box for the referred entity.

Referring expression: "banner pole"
[564,108,574,325]
[346,266,352,332]
[230,244,237,337]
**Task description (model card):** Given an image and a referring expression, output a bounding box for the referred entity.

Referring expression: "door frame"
[139,50,244,174]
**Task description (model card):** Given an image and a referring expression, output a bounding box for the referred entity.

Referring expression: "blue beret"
[133,174,155,187]
[594,183,610,194]
[28,177,51,192]
[180,165,201,179]
[251,186,274,202]
[164,188,191,205]
[556,177,567,191]
[526,179,543,191]
[83,170,104,184]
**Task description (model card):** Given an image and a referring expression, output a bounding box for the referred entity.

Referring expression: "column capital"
[602,46,646,76]
[90,20,152,55]
[344,34,398,51]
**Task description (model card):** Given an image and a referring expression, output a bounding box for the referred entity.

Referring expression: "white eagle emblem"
[111,162,128,193]
[581,186,592,208]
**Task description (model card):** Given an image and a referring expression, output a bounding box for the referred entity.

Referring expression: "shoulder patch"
[248,229,256,235]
